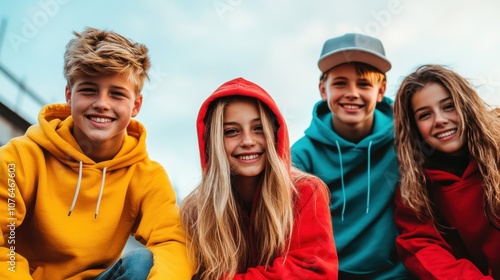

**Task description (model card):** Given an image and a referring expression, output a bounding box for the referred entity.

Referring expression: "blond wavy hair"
[180,96,299,280]
[63,27,150,94]
[394,64,500,227]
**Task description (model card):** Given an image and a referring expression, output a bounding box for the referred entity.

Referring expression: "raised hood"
[196,77,290,171]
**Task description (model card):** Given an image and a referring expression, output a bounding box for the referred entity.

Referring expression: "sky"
[1,0,500,201]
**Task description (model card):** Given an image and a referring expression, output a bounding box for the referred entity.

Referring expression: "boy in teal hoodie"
[291,33,410,279]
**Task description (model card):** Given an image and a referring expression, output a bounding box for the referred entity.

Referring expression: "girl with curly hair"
[393,64,500,279]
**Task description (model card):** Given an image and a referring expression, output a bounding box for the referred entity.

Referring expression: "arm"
[0,141,33,279]
[394,188,493,279]
[232,177,338,280]
[133,165,194,280]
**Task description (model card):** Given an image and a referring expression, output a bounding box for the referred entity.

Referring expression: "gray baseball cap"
[318,33,391,73]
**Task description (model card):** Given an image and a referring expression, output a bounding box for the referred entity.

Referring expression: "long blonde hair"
[181,96,297,280]
[394,64,500,226]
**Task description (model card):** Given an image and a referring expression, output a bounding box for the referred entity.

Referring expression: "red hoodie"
[196,77,338,279]
[395,159,500,279]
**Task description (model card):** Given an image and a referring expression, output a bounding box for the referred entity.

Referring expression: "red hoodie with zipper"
[196,77,338,279]
[395,159,500,279]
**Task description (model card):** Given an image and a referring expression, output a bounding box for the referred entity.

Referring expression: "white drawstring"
[68,161,83,216]
[95,167,107,219]
[366,141,372,214]
[335,140,346,222]
[68,162,107,219]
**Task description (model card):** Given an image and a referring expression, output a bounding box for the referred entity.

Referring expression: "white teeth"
[436,129,456,139]
[91,117,112,123]
[343,104,361,109]
[238,154,259,160]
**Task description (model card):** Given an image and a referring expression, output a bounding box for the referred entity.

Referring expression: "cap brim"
[318,49,391,73]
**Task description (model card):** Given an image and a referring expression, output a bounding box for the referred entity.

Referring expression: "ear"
[65,86,72,106]
[131,94,143,117]
[377,80,387,102]
[319,81,328,102]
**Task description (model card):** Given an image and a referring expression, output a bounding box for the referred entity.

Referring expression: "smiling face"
[320,63,386,141]
[65,73,142,159]
[223,98,267,178]
[411,82,465,156]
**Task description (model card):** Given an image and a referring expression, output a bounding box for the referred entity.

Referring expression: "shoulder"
[134,157,164,171]
[1,134,42,157]
[291,136,324,159]
[291,135,314,149]
[129,158,170,188]
[292,169,329,206]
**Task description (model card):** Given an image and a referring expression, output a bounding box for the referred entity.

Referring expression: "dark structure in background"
[0,101,31,145]
[0,19,45,145]
[0,61,47,145]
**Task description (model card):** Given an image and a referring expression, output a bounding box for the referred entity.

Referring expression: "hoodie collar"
[306,96,395,149]
[27,103,148,169]
[27,103,148,218]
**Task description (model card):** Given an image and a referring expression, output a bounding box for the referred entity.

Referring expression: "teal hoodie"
[291,97,410,279]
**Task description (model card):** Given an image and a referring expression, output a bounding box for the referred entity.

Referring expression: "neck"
[85,139,122,162]
[332,117,374,143]
[425,149,470,177]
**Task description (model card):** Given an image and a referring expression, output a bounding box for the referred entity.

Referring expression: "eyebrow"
[413,96,453,115]
[331,76,369,81]
[76,81,130,91]
[223,117,261,125]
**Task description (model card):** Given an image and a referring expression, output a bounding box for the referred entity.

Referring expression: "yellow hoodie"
[0,104,193,279]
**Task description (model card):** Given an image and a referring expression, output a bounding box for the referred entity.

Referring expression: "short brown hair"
[63,27,150,94]
[320,62,386,85]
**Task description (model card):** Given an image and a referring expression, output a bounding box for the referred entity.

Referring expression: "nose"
[434,112,449,127]
[240,131,256,147]
[344,83,360,99]
[93,92,111,110]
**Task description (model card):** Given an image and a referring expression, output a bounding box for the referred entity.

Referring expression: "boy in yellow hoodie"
[0,27,193,279]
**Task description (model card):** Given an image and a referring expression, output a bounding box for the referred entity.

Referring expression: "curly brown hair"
[394,64,500,227]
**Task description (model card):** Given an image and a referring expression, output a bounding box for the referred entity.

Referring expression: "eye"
[254,125,264,134]
[358,81,372,88]
[111,91,127,98]
[79,88,96,95]
[416,112,431,121]
[443,102,455,111]
[332,81,346,87]
[224,128,239,136]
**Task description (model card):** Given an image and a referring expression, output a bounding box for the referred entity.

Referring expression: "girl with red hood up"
[180,77,338,280]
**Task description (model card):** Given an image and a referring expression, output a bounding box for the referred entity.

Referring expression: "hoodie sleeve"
[0,140,35,279]
[133,165,194,280]
[394,188,493,279]
[232,178,338,280]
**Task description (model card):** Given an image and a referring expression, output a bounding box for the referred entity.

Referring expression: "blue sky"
[1,0,500,200]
